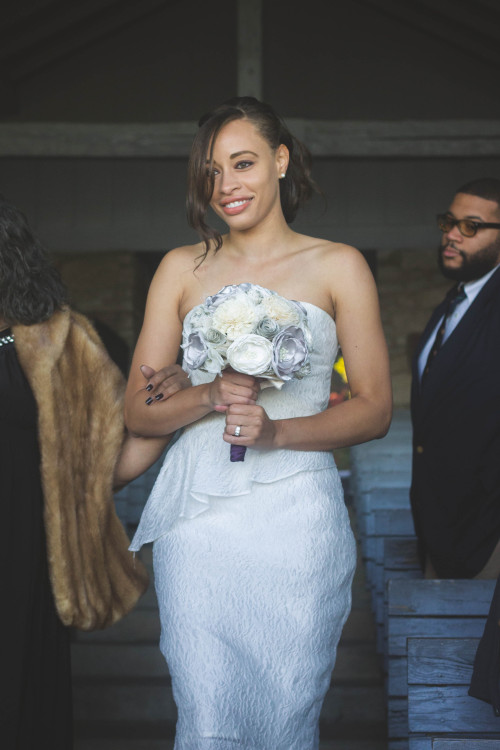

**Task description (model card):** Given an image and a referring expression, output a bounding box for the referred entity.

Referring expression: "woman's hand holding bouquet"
[182,283,312,462]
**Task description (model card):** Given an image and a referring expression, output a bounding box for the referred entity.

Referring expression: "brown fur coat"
[13,308,148,630]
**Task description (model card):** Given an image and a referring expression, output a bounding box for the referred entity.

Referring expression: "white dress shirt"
[418,264,500,380]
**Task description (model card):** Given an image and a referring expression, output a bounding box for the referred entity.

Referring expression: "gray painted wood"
[388,580,496,618]
[409,685,500,733]
[386,581,494,741]
[388,617,488,661]
[1,120,500,157]
[408,638,480,685]
[431,741,500,749]
[3,154,500,253]
[237,0,262,98]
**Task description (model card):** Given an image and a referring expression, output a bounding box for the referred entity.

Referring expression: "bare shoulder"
[313,239,370,273]
[295,236,373,286]
[154,242,204,278]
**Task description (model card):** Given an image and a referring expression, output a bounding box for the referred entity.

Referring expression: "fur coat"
[13,308,148,630]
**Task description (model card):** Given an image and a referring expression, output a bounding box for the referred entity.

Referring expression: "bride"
[125,96,392,750]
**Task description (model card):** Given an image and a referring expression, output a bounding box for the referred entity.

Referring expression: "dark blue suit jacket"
[410,266,500,577]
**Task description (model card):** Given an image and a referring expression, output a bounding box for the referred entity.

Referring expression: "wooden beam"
[0,0,120,58]
[237,0,262,99]
[356,0,500,68]
[0,120,499,158]
[4,0,174,82]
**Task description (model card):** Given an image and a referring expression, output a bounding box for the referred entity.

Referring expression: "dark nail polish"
[145,397,154,405]
[155,393,164,401]
[146,384,153,391]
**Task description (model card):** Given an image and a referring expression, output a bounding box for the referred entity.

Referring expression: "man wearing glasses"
[410,178,500,579]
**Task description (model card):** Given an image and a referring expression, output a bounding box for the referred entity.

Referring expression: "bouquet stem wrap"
[230,445,247,462]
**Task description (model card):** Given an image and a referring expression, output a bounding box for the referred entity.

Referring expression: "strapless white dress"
[130,302,357,750]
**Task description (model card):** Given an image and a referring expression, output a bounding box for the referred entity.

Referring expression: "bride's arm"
[223,246,392,452]
[124,248,259,438]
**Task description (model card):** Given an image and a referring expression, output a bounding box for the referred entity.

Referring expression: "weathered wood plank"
[385,538,420,571]
[408,738,432,750]
[388,618,487,660]
[358,488,410,513]
[408,638,480,685]
[237,0,262,98]
[386,581,494,742]
[389,740,410,750]
[408,685,500,732]
[2,120,499,158]
[372,509,415,537]
[387,580,495,617]
[431,741,500,749]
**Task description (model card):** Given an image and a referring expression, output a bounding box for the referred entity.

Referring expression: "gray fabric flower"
[182,331,208,370]
[254,317,280,339]
[272,326,309,380]
[205,328,227,346]
[205,284,252,309]
[294,362,312,379]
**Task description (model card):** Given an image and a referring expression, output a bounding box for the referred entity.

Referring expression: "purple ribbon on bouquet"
[230,445,246,462]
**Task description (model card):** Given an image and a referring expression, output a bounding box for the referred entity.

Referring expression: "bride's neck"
[225,222,294,259]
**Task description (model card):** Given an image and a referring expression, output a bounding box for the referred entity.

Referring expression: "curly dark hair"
[186,96,320,262]
[0,196,67,325]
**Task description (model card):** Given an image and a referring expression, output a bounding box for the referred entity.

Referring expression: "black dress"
[0,329,73,748]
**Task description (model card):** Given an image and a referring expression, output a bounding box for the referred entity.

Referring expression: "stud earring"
[280,173,286,179]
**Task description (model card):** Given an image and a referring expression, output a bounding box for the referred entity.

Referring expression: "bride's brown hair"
[186,97,319,262]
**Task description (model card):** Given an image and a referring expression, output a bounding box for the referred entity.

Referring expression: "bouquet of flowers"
[182,283,312,462]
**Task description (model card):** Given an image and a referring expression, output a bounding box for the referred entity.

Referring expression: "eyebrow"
[205,150,259,166]
[448,211,486,221]
[229,150,258,159]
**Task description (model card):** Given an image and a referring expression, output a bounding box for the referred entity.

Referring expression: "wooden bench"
[386,579,495,750]
[366,508,416,651]
[408,637,500,749]
[350,462,412,506]
[349,413,412,504]
[411,739,500,749]
[380,537,422,657]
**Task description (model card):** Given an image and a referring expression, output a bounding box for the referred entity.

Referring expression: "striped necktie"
[421,283,466,384]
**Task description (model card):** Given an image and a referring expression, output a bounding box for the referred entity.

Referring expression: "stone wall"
[377,248,450,407]
[51,250,153,373]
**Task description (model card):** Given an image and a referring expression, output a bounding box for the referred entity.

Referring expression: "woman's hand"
[223,403,279,450]
[207,370,260,412]
[140,363,191,405]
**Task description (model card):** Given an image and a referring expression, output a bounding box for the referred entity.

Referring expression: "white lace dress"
[130,302,357,750]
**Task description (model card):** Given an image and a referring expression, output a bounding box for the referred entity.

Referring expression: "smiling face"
[207,118,289,233]
[438,192,500,281]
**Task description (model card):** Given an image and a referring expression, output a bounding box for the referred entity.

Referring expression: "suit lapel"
[411,294,450,417]
[417,267,500,420]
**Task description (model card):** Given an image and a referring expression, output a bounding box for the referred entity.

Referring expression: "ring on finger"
[234,425,242,437]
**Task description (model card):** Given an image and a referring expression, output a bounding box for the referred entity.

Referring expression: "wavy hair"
[186,96,320,263]
[0,197,67,325]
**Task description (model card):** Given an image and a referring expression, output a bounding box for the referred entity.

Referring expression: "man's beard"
[438,238,500,282]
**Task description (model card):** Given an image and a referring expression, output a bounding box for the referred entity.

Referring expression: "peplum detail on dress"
[130,302,339,552]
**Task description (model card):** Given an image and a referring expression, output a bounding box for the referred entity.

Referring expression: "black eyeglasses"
[437,213,500,238]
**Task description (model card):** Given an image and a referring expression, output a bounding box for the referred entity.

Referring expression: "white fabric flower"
[203,346,225,375]
[212,295,260,340]
[227,334,273,376]
[186,307,212,333]
[246,284,273,305]
[262,295,301,327]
